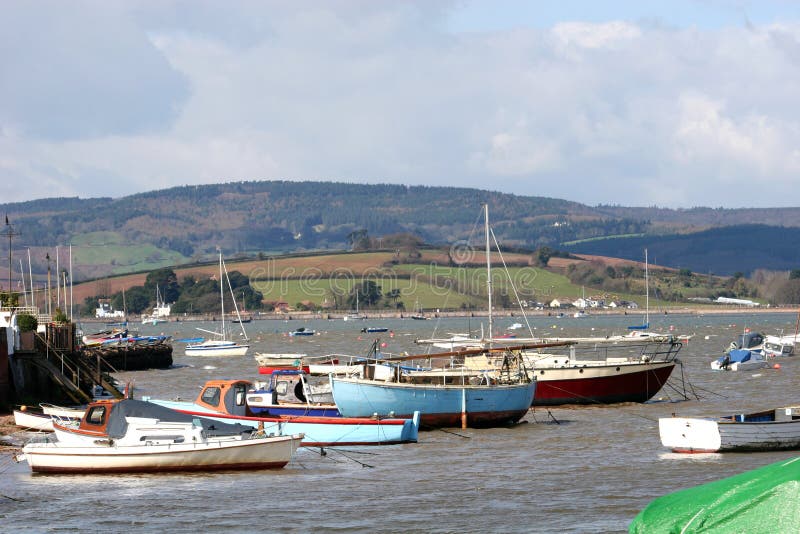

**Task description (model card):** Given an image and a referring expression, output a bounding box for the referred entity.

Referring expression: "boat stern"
[403,411,421,443]
[658,416,721,453]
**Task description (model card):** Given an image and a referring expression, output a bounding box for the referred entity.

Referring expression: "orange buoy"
[773,363,781,369]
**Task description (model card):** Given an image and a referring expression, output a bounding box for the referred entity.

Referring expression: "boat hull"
[185,343,249,357]
[532,361,676,405]
[14,410,56,431]
[14,406,84,431]
[659,415,800,453]
[247,404,341,418]
[21,433,300,473]
[150,401,419,447]
[330,377,536,429]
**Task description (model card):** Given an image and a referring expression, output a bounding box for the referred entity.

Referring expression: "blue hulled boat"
[331,366,536,429]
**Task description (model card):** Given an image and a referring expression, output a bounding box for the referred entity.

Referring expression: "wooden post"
[461,387,467,429]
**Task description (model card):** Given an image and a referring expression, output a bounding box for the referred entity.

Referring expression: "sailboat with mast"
[409,297,428,320]
[413,245,685,405]
[342,287,365,321]
[185,252,250,357]
[628,249,650,331]
[141,285,170,326]
[330,205,539,429]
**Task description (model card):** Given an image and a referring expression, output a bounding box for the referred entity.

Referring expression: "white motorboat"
[17,399,302,473]
[711,349,768,371]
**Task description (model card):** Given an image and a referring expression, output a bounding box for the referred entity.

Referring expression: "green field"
[251,261,654,310]
[74,248,662,312]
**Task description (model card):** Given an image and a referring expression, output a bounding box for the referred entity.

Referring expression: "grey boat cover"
[105,399,255,439]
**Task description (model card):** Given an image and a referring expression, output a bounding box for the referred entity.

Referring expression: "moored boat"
[185,339,249,357]
[763,334,797,358]
[523,338,683,405]
[17,399,302,473]
[254,352,338,375]
[289,327,316,337]
[331,358,536,428]
[14,409,77,432]
[185,252,250,357]
[659,405,800,453]
[711,348,767,371]
[147,379,420,447]
[417,336,684,405]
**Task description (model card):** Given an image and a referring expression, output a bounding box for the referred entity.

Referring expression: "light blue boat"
[330,366,536,429]
[146,379,419,447]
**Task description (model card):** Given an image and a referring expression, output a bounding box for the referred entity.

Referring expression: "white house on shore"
[95,300,125,319]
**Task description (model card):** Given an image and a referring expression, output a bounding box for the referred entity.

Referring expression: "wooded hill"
[2,180,800,282]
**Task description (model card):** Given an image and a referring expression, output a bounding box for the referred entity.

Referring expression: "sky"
[3,0,800,209]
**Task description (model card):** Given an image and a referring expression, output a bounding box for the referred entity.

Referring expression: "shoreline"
[83,305,799,324]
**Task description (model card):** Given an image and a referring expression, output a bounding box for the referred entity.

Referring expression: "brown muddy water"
[1,312,798,533]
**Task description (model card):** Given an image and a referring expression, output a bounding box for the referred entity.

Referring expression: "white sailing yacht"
[141,284,171,325]
[342,288,365,320]
[185,252,250,357]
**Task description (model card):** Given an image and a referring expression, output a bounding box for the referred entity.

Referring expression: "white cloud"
[552,21,642,49]
[3,2,800,208]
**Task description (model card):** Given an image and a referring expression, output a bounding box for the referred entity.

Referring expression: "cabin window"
[275,381,289,395]
[234,384,246,406]
[201,387,221,407]
[87,406,106,425]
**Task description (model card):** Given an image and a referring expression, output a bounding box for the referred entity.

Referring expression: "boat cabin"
[249,370,334,406]
[764,339,795,358]
[732,332,765,350]
[68,399,118,437]
[193,379,253,417]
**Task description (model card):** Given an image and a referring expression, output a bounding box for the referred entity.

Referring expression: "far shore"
[84,305,800,324]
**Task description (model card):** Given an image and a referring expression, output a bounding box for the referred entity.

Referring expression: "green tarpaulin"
[630,457,800,533]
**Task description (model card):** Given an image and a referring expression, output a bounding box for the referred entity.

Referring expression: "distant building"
[95,300,124,319]
[271,301,290,313]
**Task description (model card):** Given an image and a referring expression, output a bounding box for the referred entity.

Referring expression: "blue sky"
[2,1,800,208]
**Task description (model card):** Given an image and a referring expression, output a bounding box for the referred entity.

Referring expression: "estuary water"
[2,311,799,533]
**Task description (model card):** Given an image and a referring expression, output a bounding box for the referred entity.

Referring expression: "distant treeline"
[3,181,800,278]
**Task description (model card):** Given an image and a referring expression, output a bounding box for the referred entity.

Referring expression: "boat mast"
[219,251,225,338]
[27,248,33,310]
[644,248,649,327]
[485,203,493,344]
[19,259,27,307]
[69,243,73,321]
